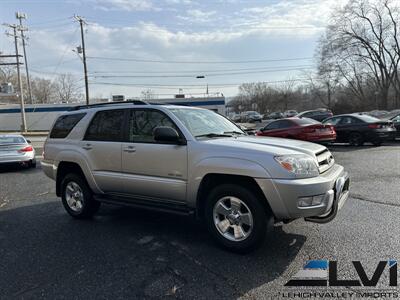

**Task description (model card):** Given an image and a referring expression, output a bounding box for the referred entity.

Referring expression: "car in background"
[381,111,400,138]
[266,112,283,120]
[283,110,298,117]
[0,134,36,168]
[228,113,241,123]
[367,110,389,119]
[256,117,336,143]
[297,109,333,122]
[322,114,396,146]
[241,111,263,123]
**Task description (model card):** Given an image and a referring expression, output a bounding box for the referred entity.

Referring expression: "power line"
[87,56,314,64]
[90,64,315,74]
[89,78,308,89]
[89,66,313,79]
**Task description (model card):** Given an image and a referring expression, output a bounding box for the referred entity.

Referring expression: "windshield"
[0,136,26,145]
[170,108,245,138]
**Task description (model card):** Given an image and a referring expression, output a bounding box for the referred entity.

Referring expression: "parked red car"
[256,117,336,143]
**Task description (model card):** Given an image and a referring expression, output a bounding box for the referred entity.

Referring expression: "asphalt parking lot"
[0,142,399,299]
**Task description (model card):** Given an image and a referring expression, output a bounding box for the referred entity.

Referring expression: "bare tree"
[31,78,56,103]
[318,0,400,109]
[55,73,83,103]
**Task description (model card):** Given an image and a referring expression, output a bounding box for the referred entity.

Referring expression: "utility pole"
[75,15,89,105]
[16,12,33,104]
[4,23,27,132]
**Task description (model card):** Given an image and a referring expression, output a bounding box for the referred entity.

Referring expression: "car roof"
[0,134,25,138]
[61,104,205,115]
[299,109,329,114]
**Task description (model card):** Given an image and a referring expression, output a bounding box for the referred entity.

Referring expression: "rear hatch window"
[50,113,86,139]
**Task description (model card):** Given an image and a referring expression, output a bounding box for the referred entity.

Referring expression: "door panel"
[121,109,188,202]
[82,109,125,193]
[121,143,187,201]
[81,141,122,193]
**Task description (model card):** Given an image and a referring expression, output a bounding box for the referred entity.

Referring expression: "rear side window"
[340,117,361,125]
[85,109,125,142]
[50,113,86,139]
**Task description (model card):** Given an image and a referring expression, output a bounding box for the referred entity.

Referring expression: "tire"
[204,184,271,253]
[348,132,364,146]
[30,159,37,168]
[61,173,100,219]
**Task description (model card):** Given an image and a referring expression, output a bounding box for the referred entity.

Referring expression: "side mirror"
[154,126,185,145]
[26,139,32,144]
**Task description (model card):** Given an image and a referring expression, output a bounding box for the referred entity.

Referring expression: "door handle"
[123,146,136,153]
[82,144,93,150]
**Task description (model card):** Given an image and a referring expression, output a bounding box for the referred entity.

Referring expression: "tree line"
[0,63,83,104]
[230,0,400,114]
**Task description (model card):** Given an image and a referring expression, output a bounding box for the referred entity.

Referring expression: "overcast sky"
[0,0,346,99]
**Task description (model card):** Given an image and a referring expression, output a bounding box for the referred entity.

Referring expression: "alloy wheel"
[213,196,253,242]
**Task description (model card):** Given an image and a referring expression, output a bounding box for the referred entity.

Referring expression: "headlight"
[274,154,319,178]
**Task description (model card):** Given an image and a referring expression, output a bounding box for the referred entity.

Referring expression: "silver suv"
[42,102,350,252]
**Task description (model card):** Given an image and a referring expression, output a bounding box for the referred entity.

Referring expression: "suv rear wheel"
[204,184,271,253]
[61,173,100,219]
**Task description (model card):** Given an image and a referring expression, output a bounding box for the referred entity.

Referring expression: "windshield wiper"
[223,131,246,135]
[195,133,233,138]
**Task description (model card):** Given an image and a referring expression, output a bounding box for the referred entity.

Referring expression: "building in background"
[0,94,226,131]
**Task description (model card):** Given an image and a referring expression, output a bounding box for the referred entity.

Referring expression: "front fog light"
[312,195,324,206]
[298,197,313,207]
[298,195,324,207]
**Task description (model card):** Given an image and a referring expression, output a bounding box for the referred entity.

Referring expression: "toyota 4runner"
[42,102,350,253]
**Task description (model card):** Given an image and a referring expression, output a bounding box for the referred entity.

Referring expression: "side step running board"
[94,195,195,216]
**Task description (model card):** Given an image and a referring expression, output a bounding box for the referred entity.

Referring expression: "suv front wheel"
[204,184,271,253]
[61,173,100,219]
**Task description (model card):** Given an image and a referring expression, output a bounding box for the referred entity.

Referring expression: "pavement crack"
[351,194,400,208]
[167,240,242,297]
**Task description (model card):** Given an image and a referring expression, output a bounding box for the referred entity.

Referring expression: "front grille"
[316,148,334,173]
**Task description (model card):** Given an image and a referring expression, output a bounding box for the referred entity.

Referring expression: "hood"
[202,136,326,157]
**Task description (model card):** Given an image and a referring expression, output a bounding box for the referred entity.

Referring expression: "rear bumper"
[367,129,397,141]
[255,164,350,221]
[0,152,35,164]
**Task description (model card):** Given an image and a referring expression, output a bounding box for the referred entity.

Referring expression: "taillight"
[18,146,33,153]
[368,123,380,129]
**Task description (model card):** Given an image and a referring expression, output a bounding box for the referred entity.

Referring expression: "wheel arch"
[56,161,86,197]
[195,173,274,220]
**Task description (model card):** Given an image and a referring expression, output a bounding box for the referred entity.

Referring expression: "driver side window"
[128,109,178,143]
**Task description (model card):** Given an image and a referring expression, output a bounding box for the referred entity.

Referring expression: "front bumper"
[255,164,350,222]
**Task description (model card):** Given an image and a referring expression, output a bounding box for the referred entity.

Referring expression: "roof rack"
[68,100,149,111]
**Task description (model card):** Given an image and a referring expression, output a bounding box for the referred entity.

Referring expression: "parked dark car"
[297,109,333,122]
[322,114,396,146]
[266,112,283,119]
[256,117,336,143]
